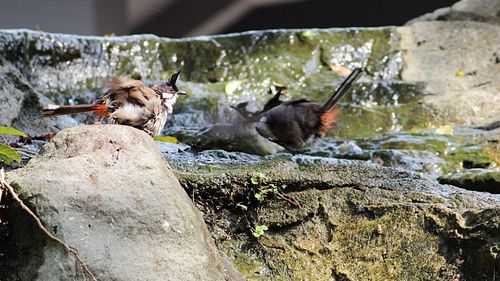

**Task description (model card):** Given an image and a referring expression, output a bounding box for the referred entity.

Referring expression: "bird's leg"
[143,128,155,137]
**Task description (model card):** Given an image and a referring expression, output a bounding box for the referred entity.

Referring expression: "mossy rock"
[175,160,500,280]
[439,169,500,194]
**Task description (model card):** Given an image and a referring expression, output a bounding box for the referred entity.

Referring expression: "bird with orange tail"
[41,70,187,136]
[248,68,363,151]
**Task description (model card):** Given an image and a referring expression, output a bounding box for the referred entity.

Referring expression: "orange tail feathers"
[318,107,340,134]
[41,104,109,118]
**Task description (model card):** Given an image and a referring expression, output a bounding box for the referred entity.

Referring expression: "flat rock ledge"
[176,160,500,280]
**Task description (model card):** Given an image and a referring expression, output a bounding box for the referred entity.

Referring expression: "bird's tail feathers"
[318,107,341,134]
[321,68,363,112]
[41,104,108,118]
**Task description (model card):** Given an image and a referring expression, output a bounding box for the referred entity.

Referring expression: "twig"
[275,191,302,208]
[0,169,97,281]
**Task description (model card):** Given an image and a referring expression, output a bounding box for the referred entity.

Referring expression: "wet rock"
[2,125,242,281]
[0,57,77,136]
[0,26,499,138]
[191,122,284,156]
[408,0,500,25]
[371,149,445,177]
[291,155,364,166]
[164,149,264,170]
[0,31,164,99]
[356,132,498,176]
[439,169,500,194]
[176,160,500,280]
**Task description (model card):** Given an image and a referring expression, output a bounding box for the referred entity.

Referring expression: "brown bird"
[42,70,187,136]
[253,68,363,151]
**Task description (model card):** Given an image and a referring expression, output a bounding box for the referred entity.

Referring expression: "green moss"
[439,170,500,193]
[252,201,457,280]
[176,160,499,280]
[219,240,271,281]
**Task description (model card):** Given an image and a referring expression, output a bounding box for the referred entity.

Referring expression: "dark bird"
[41,70,187,136]
[253,68,363,151]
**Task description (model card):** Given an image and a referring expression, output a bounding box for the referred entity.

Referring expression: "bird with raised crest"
[41,70,187,136]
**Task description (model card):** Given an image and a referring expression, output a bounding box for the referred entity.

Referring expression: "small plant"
[249,173,289,202]
[255,184,279,202]
[252,225,268,238]
[250,172,266,185]
[0,126,27,165]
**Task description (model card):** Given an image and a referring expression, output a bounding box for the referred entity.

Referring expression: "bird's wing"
[128,83,160,112]
[106,77,160,114]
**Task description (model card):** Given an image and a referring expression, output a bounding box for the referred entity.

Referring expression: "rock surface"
[398,21,500,125]
[176,160,500,281]
[0,24,499,281]
[192,122,285,156]
[439,169,500,194]
[2,125,241,281]
[408,0,500,25]
[0,57,77,136]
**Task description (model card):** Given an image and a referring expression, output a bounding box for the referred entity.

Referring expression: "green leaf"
[252,225,268,238]
[0,144,21,165]
[250,177,259,185]
[254,193,264,202]
[153,136,179,144]
[0,126,27,137]
[260,188,271,195]
[250,173,266,185]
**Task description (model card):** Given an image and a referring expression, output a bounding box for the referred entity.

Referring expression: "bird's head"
[153,69,187,100]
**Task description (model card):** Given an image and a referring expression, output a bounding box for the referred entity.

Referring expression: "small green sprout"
[250,173,266,185]
[250,173,288,202]
[253,225,268,238]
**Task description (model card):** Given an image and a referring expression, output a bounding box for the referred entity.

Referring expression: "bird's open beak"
[177,90,187,96]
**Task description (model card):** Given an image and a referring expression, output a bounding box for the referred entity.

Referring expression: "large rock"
[398,21,500,125]
[2,125,241,281]
[176,160,500,280]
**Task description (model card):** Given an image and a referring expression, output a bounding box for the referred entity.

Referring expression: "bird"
[41,70,187,136]
[252,68,363,151]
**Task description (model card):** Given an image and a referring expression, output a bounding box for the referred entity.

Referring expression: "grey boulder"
[4,125,241,281]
